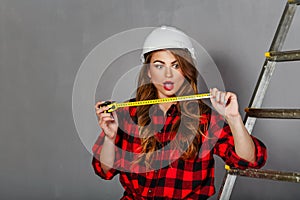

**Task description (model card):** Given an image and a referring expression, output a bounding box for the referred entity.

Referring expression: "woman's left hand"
[210,88,240,120]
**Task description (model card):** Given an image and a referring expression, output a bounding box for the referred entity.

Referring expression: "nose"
[164,66,173,78]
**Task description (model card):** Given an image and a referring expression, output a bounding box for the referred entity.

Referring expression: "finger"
[95,101,105,110]
[210,88,217,99]
[95,101,113,111]
[111,111,118,124]
[210,88,218,105]
[220,92,226,105]
[225,92,237,104]
[100,115,115,123]
[210,88,216,97]
[96,106,109,115]
[97,113,111,125]
[212,88,227,104]
[216,90,222,103]
[99,115,115,127]
[99,112,114,118]
[98,113,114,125]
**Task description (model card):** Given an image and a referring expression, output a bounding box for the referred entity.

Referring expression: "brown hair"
[133,48,210,170]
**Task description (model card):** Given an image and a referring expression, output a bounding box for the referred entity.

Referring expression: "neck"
[158,102,176,115]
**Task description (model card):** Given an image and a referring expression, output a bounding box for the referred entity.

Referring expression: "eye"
[172,63,179,69]
[154,64,164,69]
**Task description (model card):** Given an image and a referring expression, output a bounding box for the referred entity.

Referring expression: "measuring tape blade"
[107,92,211,112]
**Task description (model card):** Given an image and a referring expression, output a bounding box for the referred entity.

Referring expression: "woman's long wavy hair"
[133,48,210,170]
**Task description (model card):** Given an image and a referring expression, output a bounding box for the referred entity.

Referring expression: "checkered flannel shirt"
[92,103,267,200]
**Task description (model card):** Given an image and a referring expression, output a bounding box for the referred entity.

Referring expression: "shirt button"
[148,189,152,193]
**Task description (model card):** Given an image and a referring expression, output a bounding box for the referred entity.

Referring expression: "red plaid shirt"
[92,103,267,200]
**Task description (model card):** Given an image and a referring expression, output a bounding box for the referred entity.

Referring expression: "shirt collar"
[149,103,179,117]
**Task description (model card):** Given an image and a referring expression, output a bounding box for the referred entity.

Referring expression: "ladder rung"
[218,2,299,199]
[227,168,300,183]
[245,108,300,119]
[288,0,300,5]
[265,50,300,62]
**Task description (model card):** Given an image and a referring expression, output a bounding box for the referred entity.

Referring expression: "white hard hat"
[140,26,196,62]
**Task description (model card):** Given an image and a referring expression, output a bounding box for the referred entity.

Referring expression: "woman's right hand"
[95,101,119,141]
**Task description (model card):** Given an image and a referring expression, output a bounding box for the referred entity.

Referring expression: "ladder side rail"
[247,2,297,111]
[218,2,298,200]
[269,3,298,51]
[217,174,237,200]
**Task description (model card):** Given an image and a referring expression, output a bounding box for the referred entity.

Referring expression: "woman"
[92,26,267,200]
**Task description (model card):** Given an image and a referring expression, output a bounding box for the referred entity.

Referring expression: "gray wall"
[1,0,300,199]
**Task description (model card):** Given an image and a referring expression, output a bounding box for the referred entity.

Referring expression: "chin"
[163,91,178,97]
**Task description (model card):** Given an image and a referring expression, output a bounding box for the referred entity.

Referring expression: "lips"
[163,81,174,91]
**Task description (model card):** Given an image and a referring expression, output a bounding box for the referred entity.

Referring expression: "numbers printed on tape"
[104,93,211,113]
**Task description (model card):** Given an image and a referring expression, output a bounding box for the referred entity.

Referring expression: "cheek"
[148,69,162,82]
[175,71,185,82]
[178,77,185,87]
[175,75,185,89]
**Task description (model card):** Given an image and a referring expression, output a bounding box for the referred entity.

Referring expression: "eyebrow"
[152,60,178,64]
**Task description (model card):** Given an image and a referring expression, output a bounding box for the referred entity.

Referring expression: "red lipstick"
[163,81,174,91]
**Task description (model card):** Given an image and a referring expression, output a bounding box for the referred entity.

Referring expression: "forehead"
[150,50,177,63]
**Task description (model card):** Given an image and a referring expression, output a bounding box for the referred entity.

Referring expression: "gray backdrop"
[1,0,299,199]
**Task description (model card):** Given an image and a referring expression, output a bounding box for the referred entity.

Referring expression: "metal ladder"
[218,0,300,199]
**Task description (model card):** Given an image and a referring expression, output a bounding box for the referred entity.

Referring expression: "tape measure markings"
[106,93,211,113]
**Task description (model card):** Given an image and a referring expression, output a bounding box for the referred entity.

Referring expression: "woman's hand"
[210,88,256,163]
[95,101,119,141]
[210,88,240,120]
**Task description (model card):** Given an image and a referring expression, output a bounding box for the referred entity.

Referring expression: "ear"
[147,68,151,79]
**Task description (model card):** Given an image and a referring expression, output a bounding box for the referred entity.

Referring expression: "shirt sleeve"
[211,112,267,169]
[91,131,121,180]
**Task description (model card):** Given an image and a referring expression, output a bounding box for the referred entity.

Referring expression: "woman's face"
[148,50,185,98]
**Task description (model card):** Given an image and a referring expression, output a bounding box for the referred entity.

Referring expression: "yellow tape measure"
[103,93,211,113]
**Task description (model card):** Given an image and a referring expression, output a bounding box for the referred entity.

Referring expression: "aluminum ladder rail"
[218,1,300,199]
